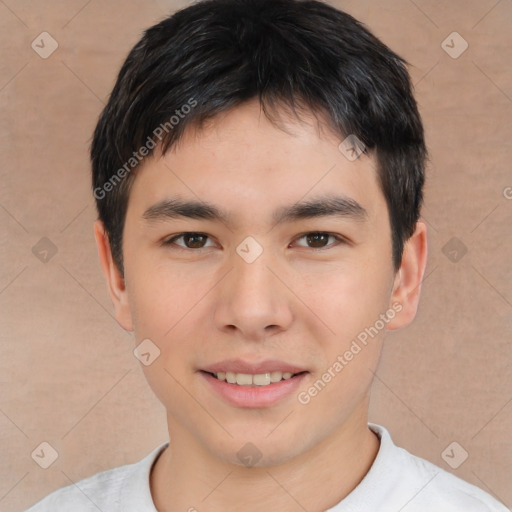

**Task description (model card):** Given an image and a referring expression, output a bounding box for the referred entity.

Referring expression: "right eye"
[162,232,216,250]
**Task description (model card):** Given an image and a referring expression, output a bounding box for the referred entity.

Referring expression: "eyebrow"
[142,194,368,227]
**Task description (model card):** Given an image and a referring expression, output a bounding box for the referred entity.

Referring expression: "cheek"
[128,276,171,337]
[125,266,198,406]
[125,258,212,383]
[293,261,391,419]
[124,244,195,337]
[293,255,392,347]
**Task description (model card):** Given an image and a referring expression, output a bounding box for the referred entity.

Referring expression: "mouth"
[201,370,308,386]
[198,360,309,408]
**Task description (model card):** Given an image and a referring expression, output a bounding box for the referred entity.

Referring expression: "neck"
[151,402,380,512]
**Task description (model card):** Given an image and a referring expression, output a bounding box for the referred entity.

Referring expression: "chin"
[206,429,313,469]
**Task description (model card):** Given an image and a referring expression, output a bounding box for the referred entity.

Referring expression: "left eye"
[293,232,344,249]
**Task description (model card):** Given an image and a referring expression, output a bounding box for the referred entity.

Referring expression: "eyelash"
[162,232,348,252]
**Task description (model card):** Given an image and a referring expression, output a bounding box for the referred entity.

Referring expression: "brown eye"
[182,233,208,248]
[306,233,330,248]
[163,233,214,249]
[294,232,343,249]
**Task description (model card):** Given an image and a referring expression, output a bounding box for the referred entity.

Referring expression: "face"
[96,98,426,467]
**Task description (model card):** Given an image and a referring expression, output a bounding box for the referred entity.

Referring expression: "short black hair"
[91,0,427,276]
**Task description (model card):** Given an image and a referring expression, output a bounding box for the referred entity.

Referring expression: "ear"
[386,220,428,331]
[93,219,134,331]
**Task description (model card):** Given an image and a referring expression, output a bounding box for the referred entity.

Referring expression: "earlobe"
[386,221,428,331]
[93,219,134,332]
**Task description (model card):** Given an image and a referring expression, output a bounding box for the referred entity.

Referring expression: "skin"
[94,98,427,512]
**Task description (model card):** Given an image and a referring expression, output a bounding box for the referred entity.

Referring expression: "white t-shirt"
[25,423,509,511]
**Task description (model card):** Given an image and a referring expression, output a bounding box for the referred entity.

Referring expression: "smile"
[200,369,308,408]
[205,370,304,386]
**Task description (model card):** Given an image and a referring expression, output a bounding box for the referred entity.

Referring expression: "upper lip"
[201,359,308,375]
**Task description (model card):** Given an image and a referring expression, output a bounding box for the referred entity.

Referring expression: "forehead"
[127,99,386,227]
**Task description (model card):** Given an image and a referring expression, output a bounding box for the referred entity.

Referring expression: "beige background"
[1,0,511,510]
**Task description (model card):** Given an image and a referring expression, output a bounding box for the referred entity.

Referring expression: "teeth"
[236,373,253,386]
[270,371,283,383]
[213,371,297,386]
[253,373,271,386]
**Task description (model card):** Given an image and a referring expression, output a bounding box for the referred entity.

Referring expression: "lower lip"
[200,371,308,408]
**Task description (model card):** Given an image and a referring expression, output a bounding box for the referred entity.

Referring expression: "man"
[26,0,509,510]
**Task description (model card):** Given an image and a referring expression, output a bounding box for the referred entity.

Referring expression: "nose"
[213,247,294,341]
